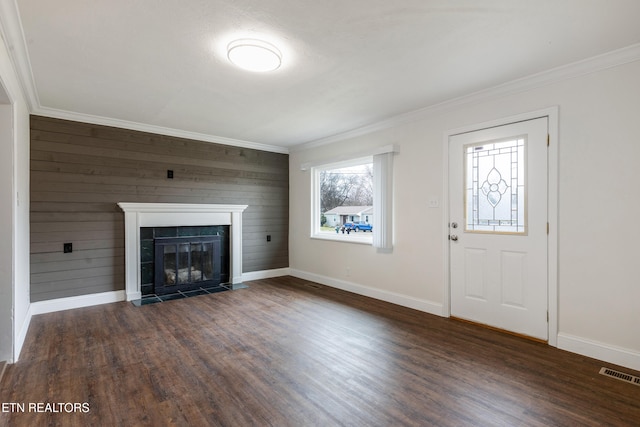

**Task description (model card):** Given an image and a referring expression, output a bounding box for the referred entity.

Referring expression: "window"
[312,157,374,244]
[308,146,396,249]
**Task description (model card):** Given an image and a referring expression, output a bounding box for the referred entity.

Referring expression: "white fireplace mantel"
[118,202,248,301]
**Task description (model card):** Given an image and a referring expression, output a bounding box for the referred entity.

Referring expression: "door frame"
[442,107,559,347]
[0,80,15,362]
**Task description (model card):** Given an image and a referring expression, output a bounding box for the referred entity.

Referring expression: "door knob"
[451,222,458,229]
[450,235,458,241]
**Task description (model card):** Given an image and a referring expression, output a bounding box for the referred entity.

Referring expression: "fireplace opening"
[140,225,230,298]
[155,236,222,296]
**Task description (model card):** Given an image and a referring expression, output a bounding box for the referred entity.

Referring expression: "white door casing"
[448,117,549,341]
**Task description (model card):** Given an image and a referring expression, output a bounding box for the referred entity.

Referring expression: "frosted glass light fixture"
[227,39,282,72]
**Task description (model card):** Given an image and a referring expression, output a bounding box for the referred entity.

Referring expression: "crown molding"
[291,42,640,152]
[0,0,39,110]
[34,106,289,154]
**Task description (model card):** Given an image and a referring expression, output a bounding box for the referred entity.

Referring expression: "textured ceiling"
[11,0,640,150]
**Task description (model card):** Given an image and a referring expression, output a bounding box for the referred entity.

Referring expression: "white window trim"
[307,145,398,248]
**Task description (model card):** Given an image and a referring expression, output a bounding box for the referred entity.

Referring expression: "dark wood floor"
[1,276,639,426]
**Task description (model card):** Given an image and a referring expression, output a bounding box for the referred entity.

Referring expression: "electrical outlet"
[167,170,174,179]
[266,235,271,242]
[63,243,73,253]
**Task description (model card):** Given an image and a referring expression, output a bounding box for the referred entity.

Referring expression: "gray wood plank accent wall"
[30,115,289,302]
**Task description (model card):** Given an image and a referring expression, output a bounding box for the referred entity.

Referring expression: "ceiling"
[6,0,640,152]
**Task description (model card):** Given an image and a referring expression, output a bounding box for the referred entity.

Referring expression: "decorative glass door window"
[464,136,526,234]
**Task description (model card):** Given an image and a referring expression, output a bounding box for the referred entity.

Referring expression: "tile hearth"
[132,283,249,306]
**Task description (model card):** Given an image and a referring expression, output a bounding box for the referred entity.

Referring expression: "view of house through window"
[318,160,374,237]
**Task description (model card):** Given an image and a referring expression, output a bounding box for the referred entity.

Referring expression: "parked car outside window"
[343,222,373,232]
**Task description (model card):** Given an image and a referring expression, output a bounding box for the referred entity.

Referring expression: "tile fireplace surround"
[118,203,248,301]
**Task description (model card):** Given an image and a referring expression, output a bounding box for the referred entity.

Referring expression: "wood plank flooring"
[1,276,639,426]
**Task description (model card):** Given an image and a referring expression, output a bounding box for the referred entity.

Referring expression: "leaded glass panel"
[464,136,526,234]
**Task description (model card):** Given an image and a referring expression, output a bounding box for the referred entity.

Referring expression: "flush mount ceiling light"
[227,39,282,72]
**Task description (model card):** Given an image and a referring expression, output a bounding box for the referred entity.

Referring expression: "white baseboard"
[28,268,292,314]
[31,290,126,316]
[289,269,443,316]
[242,268,291,282]
[557,332,640,372]
[13,303,33,363]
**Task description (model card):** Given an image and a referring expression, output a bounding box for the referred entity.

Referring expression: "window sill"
[310,233,373,245]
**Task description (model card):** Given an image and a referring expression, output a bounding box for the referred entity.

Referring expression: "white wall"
[290,59,640,370]
[0,32,31,362]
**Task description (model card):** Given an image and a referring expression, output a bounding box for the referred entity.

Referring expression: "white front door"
[449,117,548,341]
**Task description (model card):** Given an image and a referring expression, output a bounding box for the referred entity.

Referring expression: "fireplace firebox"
[139,225,230,297]
[154,236,222,296]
